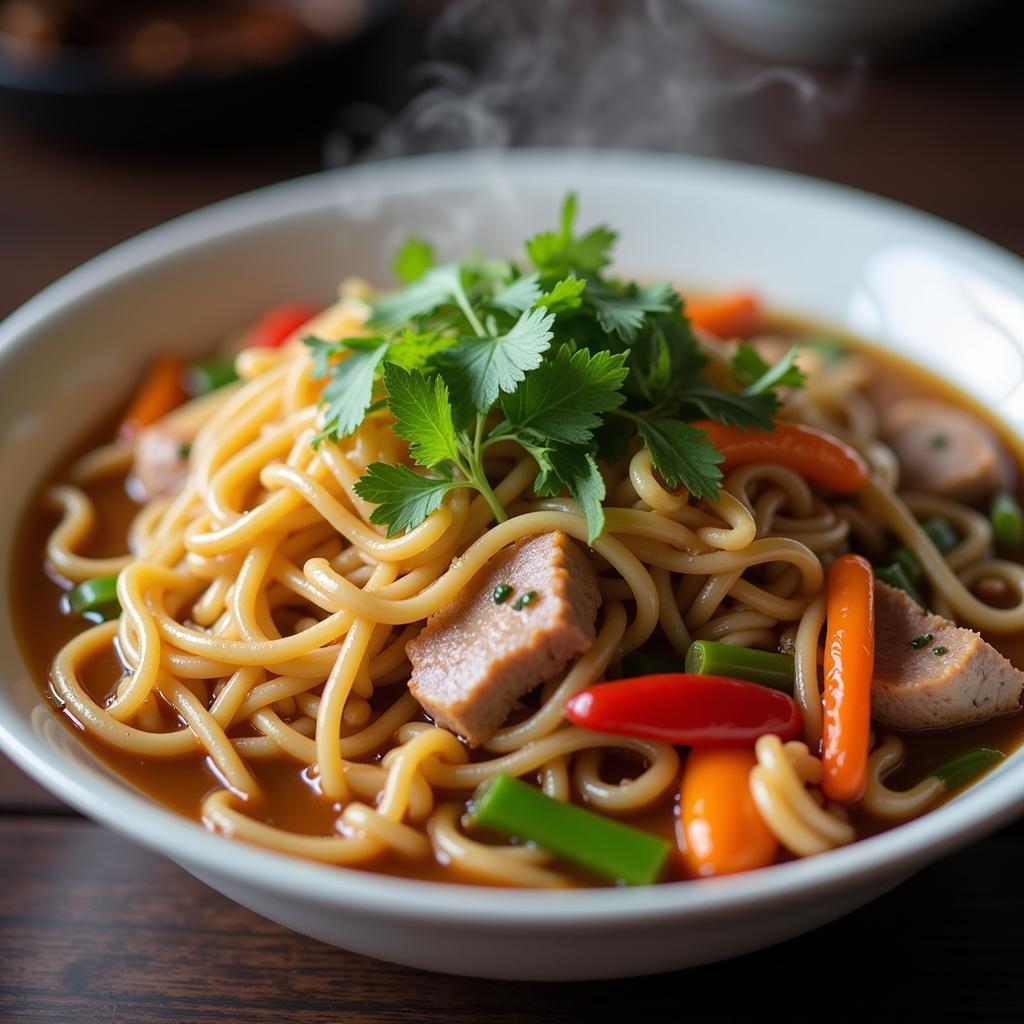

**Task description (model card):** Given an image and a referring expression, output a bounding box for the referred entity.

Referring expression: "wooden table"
[2,3,1023,1019]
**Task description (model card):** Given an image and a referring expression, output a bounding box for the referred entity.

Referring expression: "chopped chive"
[990,492,1024,552]
[876,562,926,608]
[185,357,239,397]
[892,546,924,585]
[492,583,513,605]
[684,640,794,694]
[470,774,670,886]
[932,646,948,656]
[512,590,538,610]
[909,633,933,650]
[64,575,121,623]
[929,434,949,450]
[620,651,683,677]
[922,517,959,554]
[931,747,1004,790]
[177,442,192,459]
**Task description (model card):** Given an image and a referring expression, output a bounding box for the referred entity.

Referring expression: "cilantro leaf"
[352,463,457,538]
[551,447,606,544]
[588,281,678,343]
[393,238,436,284]
[489,272,542,315]
[634,418,724,501]
[383,364,459,468]
[536,276,586,314]
[385,329,456,370]
[444,307,554,413]
[498,345,628,445]
[732,342,806,394]
[676,385,778,430]
[315,343,389,443]
[370,264,463,328]
[526,194,616,280]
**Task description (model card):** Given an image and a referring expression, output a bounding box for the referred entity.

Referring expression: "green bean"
[470,774,670,886]
[684,641,794,694]
[990,492,1024,552]
[930,747,1005,791]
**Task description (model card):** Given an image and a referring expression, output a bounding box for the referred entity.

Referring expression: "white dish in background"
[0,149,1022,980]
[688,0,995,65]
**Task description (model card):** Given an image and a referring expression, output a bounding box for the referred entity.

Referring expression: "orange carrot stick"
[687,292,761,339]
[118,356,187,442]
[822,554,875,803]
[693,420,869,494]
[678,748,778,877]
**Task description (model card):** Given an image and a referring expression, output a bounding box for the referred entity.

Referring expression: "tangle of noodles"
[28,286,1024,887]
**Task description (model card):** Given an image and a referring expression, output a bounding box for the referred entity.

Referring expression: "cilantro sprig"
[308,196,802,543]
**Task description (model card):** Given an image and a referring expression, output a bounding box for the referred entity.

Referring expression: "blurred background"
[0,0,1022,1018]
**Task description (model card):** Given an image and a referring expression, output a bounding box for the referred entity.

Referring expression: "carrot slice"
[118,356,187,442]
[687,292,761,339]
[678,747,778,877]
[693,420,869,495]
[822,554,875,803]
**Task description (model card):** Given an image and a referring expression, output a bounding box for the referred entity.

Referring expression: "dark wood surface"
[2,1,1023,1020]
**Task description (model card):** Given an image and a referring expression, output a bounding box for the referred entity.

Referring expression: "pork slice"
[881,397,1009,502]
[872,581,1024,730]
[406,531,601,746]
[130,422,192,502]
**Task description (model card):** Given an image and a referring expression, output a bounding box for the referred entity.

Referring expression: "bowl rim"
[2,147,1023,925]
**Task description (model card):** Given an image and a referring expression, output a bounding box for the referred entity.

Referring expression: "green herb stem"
[930,747,1004,790]
[684,640,795,694]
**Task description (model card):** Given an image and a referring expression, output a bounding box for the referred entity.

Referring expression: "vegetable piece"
[822,554,875,803]
[679,748,778,877]
[875,562,926,609]
[930,747,1005,790]
[64,576,120,622]
[184,357,238,397]
[922,516,959,554]
[685,640,794,694]
[883,515,959,597]
[686,292,761,339]
[245,302,317,348]
[564,674,802,747]
[990,492,1024,551]
[692,420,869,495]
[470,773,670,886]
[118,356,187,442]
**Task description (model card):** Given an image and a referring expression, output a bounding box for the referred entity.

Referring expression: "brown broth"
[9,323,1024,887]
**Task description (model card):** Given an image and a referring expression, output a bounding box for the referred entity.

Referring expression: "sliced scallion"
[470,774,670,886]
[684,640,794,694]
[64,576,121,622]
[876,562,926,608]
[185,357,239,397]
[931,747,1004,791]
[990,492,1024,552]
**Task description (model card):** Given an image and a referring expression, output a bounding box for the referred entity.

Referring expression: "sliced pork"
[407,531,601,746]
[872,581,1024,730]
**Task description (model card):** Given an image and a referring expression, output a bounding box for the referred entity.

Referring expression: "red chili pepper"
[245,302,318,348]
[564,674,803,748]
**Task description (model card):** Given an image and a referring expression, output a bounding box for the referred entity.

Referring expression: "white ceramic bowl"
[1,150,1023,981]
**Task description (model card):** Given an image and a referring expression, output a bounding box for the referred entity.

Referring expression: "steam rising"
[326,0,860,165]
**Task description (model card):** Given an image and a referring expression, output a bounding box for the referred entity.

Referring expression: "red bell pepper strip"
[564,674,802,748]
[822,554,875,803]
[679,748,779,877]
[245,302,318,348]
[692,420,869,495]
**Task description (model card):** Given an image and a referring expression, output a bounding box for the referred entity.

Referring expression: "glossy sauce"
[9,323,1024,886]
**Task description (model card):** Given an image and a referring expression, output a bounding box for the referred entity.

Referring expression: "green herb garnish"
[311,195,802,543]
[493,583,513,605]
[933,646,948,656]
[909,633,933,650]
[512,590,538,610]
